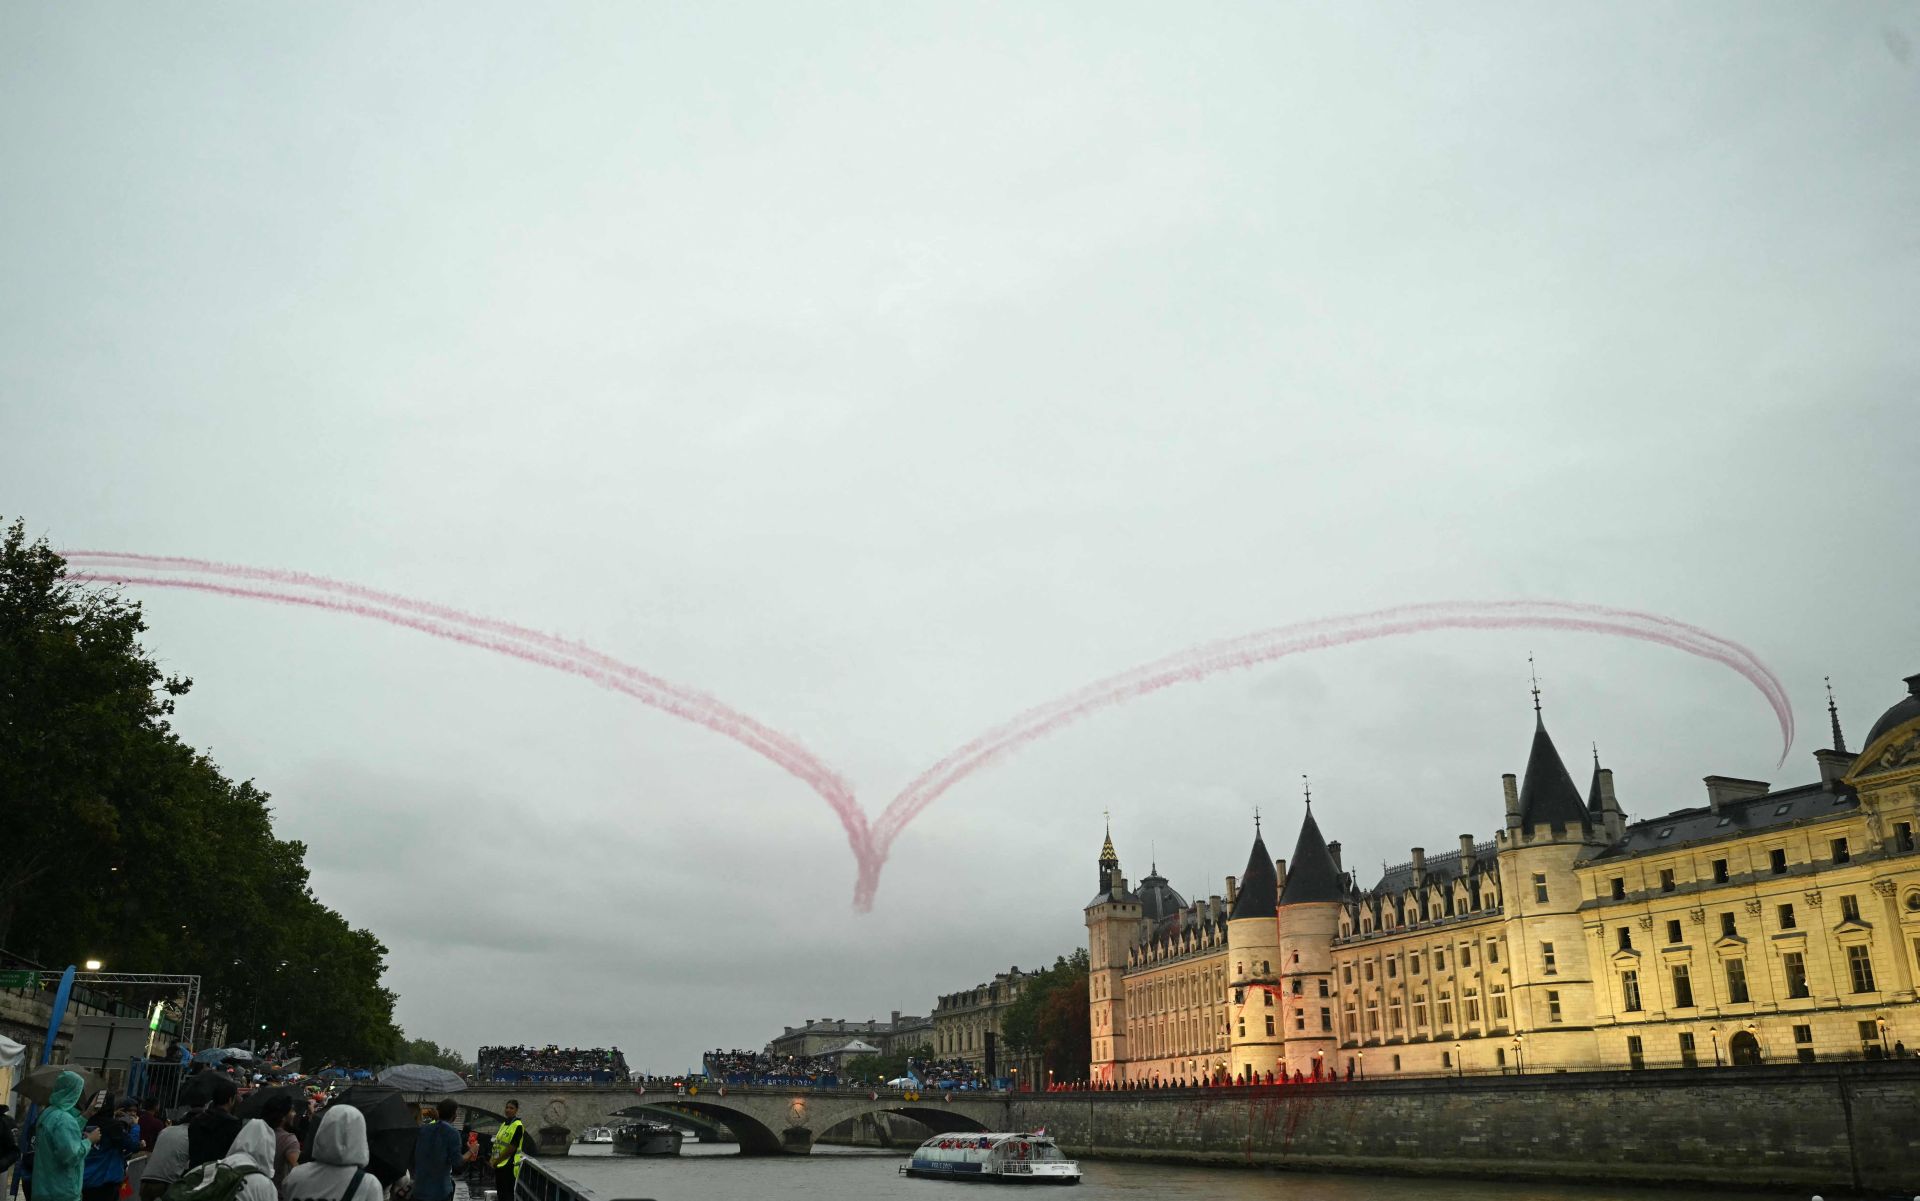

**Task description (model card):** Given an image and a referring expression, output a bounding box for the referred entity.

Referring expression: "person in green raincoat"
[33,1071,101,1201]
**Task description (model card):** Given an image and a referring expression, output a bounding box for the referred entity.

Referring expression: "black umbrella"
[12,1064,105,1107]
[330,1084,418,1187]
[237,1083,307,1121]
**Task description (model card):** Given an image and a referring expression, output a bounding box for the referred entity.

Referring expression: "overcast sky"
[5,3,1918,1071]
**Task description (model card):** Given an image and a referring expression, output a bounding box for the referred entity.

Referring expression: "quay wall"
[1008,1063,1920,1193]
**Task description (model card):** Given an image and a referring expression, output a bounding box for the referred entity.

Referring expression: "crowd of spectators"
[913,1057,986,1089]
[702,1049,839,1087]
[476,1045,629,1082]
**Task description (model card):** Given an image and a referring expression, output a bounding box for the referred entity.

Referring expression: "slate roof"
[1370,840,1499,896]
[1518,715,1590,832]
[1085,884,1140,909]
[1278,808,1348,905]
[1586,778,1856,862]
[1135,869,1189,923]
[1228,829,1278,919]
[1864,672,1920,749]
[1587,758,1606,815]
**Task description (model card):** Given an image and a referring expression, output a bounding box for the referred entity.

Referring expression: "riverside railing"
[515,1156,652,1201]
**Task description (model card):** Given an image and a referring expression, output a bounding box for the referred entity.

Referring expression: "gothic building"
[1086,669,1920,1083]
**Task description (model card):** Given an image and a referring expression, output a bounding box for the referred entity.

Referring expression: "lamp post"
[84,959,104,972]
[1709,1026,1721,1067]
[1876,1015,1889,1059]
[1313,1050,1324,1082]
[1512,1035,1523,1075]
[1356,1051,1365,1081]
[1454,1042,1463,1078]
[1745,1022,1760,1064]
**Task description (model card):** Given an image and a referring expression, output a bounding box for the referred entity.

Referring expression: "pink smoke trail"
[67,554,1792,912]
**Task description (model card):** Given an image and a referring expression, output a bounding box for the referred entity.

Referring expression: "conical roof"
[1278,807,1345,905]
[1586,754,1605,815]
[1228,828,1278,919]
[1519,715,1589,832]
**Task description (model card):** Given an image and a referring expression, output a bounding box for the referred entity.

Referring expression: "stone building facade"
[931,967,1034,1075]
[768,1011,930,1058]
[1087,669,1920,1084]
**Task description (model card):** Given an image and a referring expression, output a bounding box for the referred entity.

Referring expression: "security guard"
[490,1100,525,1201]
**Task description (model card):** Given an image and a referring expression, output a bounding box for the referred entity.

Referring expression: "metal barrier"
[514,1157,653,1201]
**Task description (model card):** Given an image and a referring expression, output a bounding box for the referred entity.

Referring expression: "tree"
[1001,949,1090,1082]
[843,1043,932,1084]
[0,519,402,1063]
[394,1034,473,1073]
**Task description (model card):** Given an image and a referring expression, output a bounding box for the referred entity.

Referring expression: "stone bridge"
[440,1083,1009,1155]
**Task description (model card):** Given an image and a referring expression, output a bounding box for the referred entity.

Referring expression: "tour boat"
[611,1121,683,1156]
[575,1127,614,1145]
[901,1133,1080,1184]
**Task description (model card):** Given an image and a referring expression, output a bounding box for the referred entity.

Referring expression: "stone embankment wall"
[1009,1063,1920,1193]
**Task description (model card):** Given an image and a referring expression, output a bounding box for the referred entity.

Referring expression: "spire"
[1227,822,1277,920]
[1518,706,1590,833]
[1302,774,1311,807]
[1279,803,1345,905]
[1530,653,1542,714]
[1587,744,1605,814]
[1826,677,1848,754]
[1098,811,1120,894]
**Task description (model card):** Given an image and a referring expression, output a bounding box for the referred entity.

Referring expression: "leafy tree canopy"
[0,519,401,1063]
[1001,949,1090,1081]
[393,1034,474,1073]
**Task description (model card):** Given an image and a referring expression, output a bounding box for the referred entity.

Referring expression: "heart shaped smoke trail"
[65,552,1793,911]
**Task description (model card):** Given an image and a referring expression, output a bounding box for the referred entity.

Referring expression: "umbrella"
[192,1048,231,1065]
[376,1064,466,1093]
[220,1047,256,1062]
[885,1076,916,1088]
[237,1082,308,1120]
[330,1084,417,1187]
[13,1064,106,1107]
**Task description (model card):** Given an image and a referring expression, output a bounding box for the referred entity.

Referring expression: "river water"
[547,1142,1796,1201]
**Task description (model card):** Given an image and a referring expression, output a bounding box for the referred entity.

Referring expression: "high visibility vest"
[491,1119,525,1170]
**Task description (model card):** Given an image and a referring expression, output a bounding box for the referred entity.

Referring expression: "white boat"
[901,1133,1080,1184]
[576,1127,614,1144]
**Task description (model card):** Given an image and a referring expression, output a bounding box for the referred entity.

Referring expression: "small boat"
[575,1127,614,1145]
[611,1122,683,1156]
[901,1133,1080,1184]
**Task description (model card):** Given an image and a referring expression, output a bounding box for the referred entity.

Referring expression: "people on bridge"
[477,1046,627,1083]
[489,1100,525,1201]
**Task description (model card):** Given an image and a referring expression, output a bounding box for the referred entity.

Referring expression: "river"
[546,1142,1795,1200]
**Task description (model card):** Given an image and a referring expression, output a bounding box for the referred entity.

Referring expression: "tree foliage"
[1001,949,1090,1081]
[393,1034,473,1073]
[841,1043,932,1084]
[0,519,401,1063]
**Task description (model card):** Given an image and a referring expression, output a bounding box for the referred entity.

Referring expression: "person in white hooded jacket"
[219,1120,281,1201]
[281,1108,381,1201]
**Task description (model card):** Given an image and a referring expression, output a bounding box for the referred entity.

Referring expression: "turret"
[1226,819,1282,1080]
[1085,820,1140,1083]
[1275,800,1344,1080]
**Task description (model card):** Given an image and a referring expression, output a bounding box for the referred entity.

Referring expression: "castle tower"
[1085,819,1139,1082]
[1586,746,1626,843]
[1275,800,1345,1080]
[1496,688,1609,1069]
[1226,820,1282,1081]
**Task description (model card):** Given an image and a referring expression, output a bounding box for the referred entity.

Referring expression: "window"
[1342,1004,1356,1033]
[1295,1008,1306,1031]
[1610,876,1626,900]
[1831,838,1850,864]
[1441,1050,1453,1069]
[1342,965,1352,985]
[1392,1054,1401,1072]
[1320,1006,1332,1032]
[1238,1018,1246,1037]
[1533,873,1549,903]
[1621,970,1642,1012]
[1387,958,1398,979]
[1847,945,1876,994]
[1617,926,1633,951]
[1365,1001,1380,1033]
[1265,1015,1275,1036]
[1719,912,1736,938]
[1437,990,1453,1025]
[1896,822,1916,853]
[1712,858,1729,884]
[1858,1019,1880,1058]
[1495,1047,1506,1067]
[1679,1031,1698,1068]
[1291,978,1303,996]
[1234,987,1245,1004]
[1435,950,1447,972]
[1769,848,1787,874]
[1793,1023,1815,1062]
[1726,958,1749,1004]
[1671,964,1695,1008]
[1364,961,1374,982]
[1627,1034,1645,1069]
[1413,997,1428,1027]
[1461,944,1473,968]
[1318,979,1330,998]
[1541,942,1557,975]
[1389,998,1403,1030]
[1291,950,1299,964]
[1488,939,1500,965]
[1778,903,1797,930]
[1546,990,1562,1023]
[1409,953,1421,974]
[1659,868,1676,893]
[1492,984,1508,1021]
[1840,894,1861,922]
[1264,991,1274,1007]
[1783,951,1810,999]
[1667,919,1683,944]
[1464,988,1481,1023]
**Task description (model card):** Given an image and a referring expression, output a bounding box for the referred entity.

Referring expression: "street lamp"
[84,959,103,972]
[1709,1026,1721,1067]
[1454,1041,1463,1078]
[1356,1050,1365,1080]
[1512,1035,1523,1075]
[1876,1015,1889,1059]
[1313,1050,1324,1082]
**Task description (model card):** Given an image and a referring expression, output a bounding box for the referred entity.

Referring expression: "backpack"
[161,1161,266,1201]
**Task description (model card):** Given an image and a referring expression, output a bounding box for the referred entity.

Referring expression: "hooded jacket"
[281,1108,381,1201]
[218,1120,280,1201]
[33,1072,91,1201]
